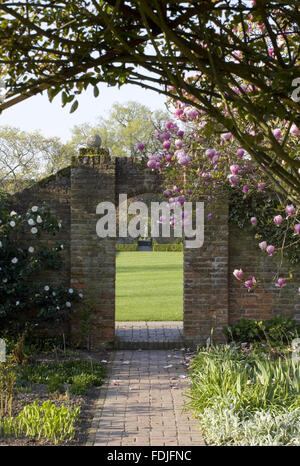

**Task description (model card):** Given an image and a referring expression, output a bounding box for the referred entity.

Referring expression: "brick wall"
[9,152,300,348]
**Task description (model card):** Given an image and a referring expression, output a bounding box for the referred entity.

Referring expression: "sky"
[1,82,167,143]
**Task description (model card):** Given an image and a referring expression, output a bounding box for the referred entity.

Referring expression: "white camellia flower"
[60,244,64,249]
[31,206,38,212]
[28,246,34,253]
[52,291,56,296]
[2,278,7,283]
[44,285,50,291]
[36,215,43,224]
[28,218,35,226]
[11,257,18,264]
[31,227,38,234]
[79,293,83,298]
[68,288,74,294]
[56,306,60,310]
[66,302,71,307]
[0,241,2,247]
[58,222,62,228]
[16,301,20,306]
[10,221,16,227]
[10,211,17,216]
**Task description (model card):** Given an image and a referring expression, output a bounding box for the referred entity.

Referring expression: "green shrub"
[47,375,65,393]
[187,345,300,445]
[0,400,80,444]
[70,373,101,395]
[17,359,106,393]
[152,243,183,251]
[223,317,300,346]
[116,243,138,251]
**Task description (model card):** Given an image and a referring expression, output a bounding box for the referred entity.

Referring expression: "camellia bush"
[0,192,82,335]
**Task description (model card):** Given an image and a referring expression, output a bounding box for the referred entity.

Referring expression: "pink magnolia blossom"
[290,124,300,135]
[251,217,257,225]
[266,245,275,256]
[276,278,286,288]
[242,185,249,193]
[295,224,300,235]
[258,183,266,192]
[205,149,216,159]
[178,156,191,166]
[207,213,214,221]
[233,269,243,280]
[237,148,245,158]
[222,132,233,141]
[163,140,171,150]
[147,159,156,169]
[245,279,254,289]
[285,204,295,216]
[165,153,173,162]
[175,139,183,149]
[177,130,184,138]
[136,142,145,151]
[230,164,240,175]
[228,175,239,186]
[259,241,267,250]
[273,128,281,139]
[163,189,172,197]
[274,215,283,227]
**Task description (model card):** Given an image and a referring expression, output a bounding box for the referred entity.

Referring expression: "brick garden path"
[87,349,205,446]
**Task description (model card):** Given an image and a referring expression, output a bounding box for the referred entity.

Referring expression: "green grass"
[115,251,183,321]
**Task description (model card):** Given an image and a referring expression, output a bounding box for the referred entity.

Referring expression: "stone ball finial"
[86,133,102,149]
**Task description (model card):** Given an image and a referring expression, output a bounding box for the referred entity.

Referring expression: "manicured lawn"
[115,251,183,321]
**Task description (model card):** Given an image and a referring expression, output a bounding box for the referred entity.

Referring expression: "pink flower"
[295,224,300,235]
[165,153,173,162]
[251,217,257,225]
[285,204,295,216]
[175,139,183,149]
[205,149,216,159]
[163,189,172,197]
[136,142,145,151]
[259,241,267,250]
[228,175,239,186]
[266,245,275,256]
[165,121,173,130]
[178,156,191,166]
[258,183,265,192]
[276,278,286,288]
[245,279,254,289]
[273,215,283,227]
[242,185,249,193]
[237,149,245,158]
[272,128,281,139]
[233,269,243,280]
[161,132,170,140]
[147,159,156,169]
[230,164,240,175]
[222,132,232,141]
[163,140,171,150]
[290,124,300,135]
[207,213,214,221]
[177,130,184,138]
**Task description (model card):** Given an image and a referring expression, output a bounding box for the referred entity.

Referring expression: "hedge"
[116,243,138,251]
[152,243,183,251]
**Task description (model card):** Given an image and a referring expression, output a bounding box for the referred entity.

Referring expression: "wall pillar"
[70,150,116,349]
[183,196,229,345]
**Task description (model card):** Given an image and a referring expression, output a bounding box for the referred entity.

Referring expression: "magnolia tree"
[135,97,300,294]
[0,193,83,334]
[0,1,299,203]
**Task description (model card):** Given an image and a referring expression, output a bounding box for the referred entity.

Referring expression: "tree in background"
[0,126,73,192]
[70,101,170,157]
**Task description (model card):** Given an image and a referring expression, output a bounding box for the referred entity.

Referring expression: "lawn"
[115,251,183,321]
